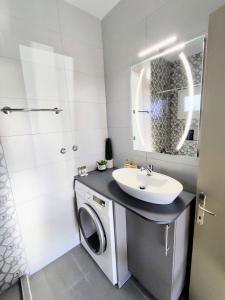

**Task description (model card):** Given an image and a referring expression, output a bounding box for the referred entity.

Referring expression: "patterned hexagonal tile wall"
[0,142,27,294]
[150,52,203,157]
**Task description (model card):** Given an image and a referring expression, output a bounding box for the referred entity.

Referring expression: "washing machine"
[75,180,117,285]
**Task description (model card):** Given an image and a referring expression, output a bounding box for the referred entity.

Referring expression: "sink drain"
[139,186,146,190]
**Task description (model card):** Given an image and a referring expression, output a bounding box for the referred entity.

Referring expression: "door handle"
[197,192,216,225]
[198,192,216,216]
[198,204,216,216]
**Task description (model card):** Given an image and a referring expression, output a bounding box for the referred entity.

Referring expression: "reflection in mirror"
[131,36,205,157]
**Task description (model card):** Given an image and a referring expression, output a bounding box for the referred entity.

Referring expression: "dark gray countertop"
[74,169,195,224]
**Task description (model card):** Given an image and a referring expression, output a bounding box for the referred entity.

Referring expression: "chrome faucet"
[140,164,154,176]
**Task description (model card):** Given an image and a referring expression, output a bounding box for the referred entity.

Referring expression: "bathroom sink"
[112,168,183,205]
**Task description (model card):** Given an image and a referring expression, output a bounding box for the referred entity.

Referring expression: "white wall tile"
[17,188,75,228]
[103,20,146,76]
[108,126,132,156]
[65,70,106,102]
[18,45,66,69]
[62,35,104,76]
[0,99,72,136]
[0,0,60,32]
[107,100,131,128]
[16,188,79,274]
[0,99,33,136]
[69,102,107,130]
[35,102,71,134]
[2,128,107,173]
[27,235,79,275]
[1,132,75,173]
[10,160,76,205]
[0,57,26,98]
[21,60,67,101]
[0,13,63,61]
[75,128,108,158]
[105,70,130,103]
[57,0,102,48]
[146,0,225,45]
[108,126,146,162]
[102,0,169,45]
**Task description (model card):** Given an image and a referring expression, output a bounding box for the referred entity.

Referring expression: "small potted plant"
[97,160,107,171]
[105,138,113,169]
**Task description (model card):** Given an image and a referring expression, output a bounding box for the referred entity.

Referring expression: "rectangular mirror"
[131,36,205,157]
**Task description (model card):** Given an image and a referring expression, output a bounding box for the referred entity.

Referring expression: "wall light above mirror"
[138,35,177,58]
[131,36,205,157]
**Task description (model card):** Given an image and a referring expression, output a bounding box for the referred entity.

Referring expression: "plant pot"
[97,164,107,171]
[107,159,113,169]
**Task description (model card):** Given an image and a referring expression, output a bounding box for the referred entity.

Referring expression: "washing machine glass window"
[78,204,106,255]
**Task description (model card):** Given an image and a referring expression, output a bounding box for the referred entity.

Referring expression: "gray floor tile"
[29,245,150,300]
[85,263,115,298]
[70,245,97,275]
[113,279,147,300]
[130,278,155,300]
[105,280,150,300]
[68,278,98,300]
[44,251,83,292]
[0,284,22,300]
[1,245,188,300]
[30,251,84,300]
[31,271,55,300]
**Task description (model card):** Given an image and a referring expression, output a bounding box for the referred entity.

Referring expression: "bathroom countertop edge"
[74,169,196,224]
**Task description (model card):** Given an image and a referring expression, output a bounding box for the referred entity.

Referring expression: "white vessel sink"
[112,168,183,205]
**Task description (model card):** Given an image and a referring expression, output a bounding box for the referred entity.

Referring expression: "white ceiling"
[64,0,121,20]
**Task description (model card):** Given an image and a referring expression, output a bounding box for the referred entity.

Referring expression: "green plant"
[97,160,107,166]
[105,138,113,160]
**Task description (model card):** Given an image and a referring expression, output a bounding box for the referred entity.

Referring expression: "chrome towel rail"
[1,106,63,114]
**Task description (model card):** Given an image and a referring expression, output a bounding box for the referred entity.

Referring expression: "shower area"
[0,0,107,298]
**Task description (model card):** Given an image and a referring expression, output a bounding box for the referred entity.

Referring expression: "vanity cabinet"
[127,207,191,300]
[75,170,195,299]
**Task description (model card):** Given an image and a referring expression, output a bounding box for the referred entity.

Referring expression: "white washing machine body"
[75,181,117,285]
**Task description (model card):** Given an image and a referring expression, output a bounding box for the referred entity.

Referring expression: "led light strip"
[149,42,185,61]
[135,68,146,147]
[176,52,194,151]
[138,35,177,58]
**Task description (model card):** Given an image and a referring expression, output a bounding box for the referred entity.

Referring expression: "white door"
[190,4,225,300]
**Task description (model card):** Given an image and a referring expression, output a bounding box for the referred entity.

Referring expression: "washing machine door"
[78,203,106,255]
